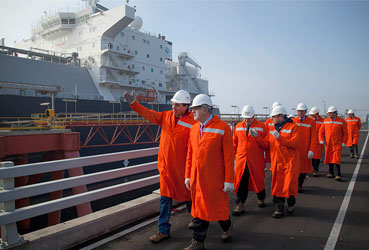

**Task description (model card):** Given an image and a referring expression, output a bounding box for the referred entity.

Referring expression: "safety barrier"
[0,147,159,248]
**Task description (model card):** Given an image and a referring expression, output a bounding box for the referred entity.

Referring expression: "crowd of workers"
[123,90,362,250]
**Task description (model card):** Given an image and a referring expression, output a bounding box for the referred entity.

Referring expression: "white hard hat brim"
[241,115,254,118]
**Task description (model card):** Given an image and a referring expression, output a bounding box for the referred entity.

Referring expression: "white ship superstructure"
[14,0,210,104]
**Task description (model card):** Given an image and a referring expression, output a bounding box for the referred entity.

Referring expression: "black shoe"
[287,205,295,215]
[257,200,265,208]
[272,211,284,219]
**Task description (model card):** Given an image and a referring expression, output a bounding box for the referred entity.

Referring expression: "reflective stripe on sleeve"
[281,129,292,133]
[324,121,343,125]
[236,127,247,131]
[177,120,193,129]
[203,128,225,135]
[295,123,312,128]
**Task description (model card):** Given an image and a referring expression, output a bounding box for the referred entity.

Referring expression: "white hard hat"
[327,106,337,113]
[270,105,287,116]
[288,114,294,118]
[272,101,282,108]
[190,94,213,108]
[296,102,308,111]
[309,106,320,115]
[171,90,191,104]
[347,109,354,114]
[240,105,255,118]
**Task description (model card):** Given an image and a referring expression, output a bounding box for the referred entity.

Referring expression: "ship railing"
[0,147,159,248]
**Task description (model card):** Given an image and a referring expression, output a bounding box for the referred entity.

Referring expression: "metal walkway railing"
[0,147,159,248]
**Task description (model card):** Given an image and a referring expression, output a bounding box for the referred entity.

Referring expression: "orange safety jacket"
[311,115,324,160]
[186,116,234,221]
[130,100,195,201]
[233,119,269,193]
[319,117,348,165]
[269,121,300,197]
[264,118,274,164]
[292,116,317,173]
[346,116,361,146]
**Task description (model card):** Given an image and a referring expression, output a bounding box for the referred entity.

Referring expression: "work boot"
[149,232,169,243]
[272,210,284,219]
[287,205,295,215]
[257,199,265,208]
[232,202,245,216]
[313,170,318,177]
[355,154,359,159]
[188,220,194,229]
[350,153,354,158]
[298,184,303,193]
[326,173,334,178]
[183,239,204,250]
[220,223,233,242]
[335,176,342,181]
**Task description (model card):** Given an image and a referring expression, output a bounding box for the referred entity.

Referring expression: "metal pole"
[51,93,54,111]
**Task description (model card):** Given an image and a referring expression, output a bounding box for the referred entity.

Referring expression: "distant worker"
[319,106,348,181]
[123,90,195,243]
[184,94,234,250]
[346,109,361,159]
[269,105,300,218]
[309,107,324,176]
[264,101,282,171]
[233,105,269,216]
[292,103,317,193]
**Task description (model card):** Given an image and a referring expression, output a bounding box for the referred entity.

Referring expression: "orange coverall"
[319,117,348,165]
[346,116,361,146]
[312,116,324,159]
[130,101,195,201]
[269,122,300,197]
[233,119,269,193]
[186,116,234,221]
[292,116,317,173]
[264,118,274,164]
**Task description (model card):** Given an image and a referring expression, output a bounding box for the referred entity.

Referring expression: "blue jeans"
[158,196,192,235]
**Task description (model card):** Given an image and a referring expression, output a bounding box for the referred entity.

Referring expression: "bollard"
[0,161,24,248]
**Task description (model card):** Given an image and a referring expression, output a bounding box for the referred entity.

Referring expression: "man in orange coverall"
[269,105,300,218]
[184,94,234,250]
[309,107,324,176]
[292,103,317,193]
[233,105,269,216]
[319,106,348,181]
[264,101,283,171]
[124,90,195,243]
[346,109,361,158]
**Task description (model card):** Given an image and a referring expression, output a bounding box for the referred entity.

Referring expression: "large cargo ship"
[0,0,211,118]
[0,0,215,233]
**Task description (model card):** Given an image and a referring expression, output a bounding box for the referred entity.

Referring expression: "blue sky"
[1,0,369,117]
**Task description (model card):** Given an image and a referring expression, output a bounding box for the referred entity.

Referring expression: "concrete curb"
[8,193,160,250]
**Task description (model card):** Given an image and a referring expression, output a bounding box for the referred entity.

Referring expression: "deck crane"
[177,52,201,75]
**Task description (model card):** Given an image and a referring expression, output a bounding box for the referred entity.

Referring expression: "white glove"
[319,141,324,145]
[223,182,234,193]
[250,128,258,138]
[271,130,279,139]
[123,91,136,104]
[307,151,314,159]
[264,163,271,171]
[342,143,345,147]
[185,178,190,191]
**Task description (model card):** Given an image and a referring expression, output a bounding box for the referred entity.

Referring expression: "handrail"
[0,147,159,247]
